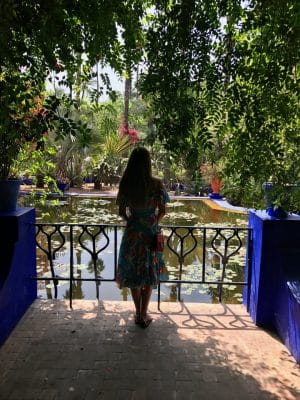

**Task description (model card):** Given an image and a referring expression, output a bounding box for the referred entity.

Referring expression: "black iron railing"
[35,223,252,309]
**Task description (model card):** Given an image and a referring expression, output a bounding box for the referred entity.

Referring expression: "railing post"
[69,225,74,308]
[0,208,37,345]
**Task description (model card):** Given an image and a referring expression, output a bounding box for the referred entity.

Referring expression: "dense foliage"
[0,0,299,211]
[0,0,146,180]
[141,0,300,210]
[0,0,145,72]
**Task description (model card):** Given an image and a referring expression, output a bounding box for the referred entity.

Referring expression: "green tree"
[223,1,299,208]
[141,0,300,210]
[141,0,222,166]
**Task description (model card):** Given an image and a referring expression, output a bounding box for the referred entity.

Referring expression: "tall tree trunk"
[75,53,82,103]
[96,63,100,104]
[136,64,139,98]
[123,72,132,130]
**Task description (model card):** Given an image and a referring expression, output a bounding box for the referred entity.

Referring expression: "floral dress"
[117,188,170,289]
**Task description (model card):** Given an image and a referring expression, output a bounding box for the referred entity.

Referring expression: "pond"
[22,195,249,304]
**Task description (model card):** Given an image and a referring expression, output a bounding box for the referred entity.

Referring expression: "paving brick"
[0,300,300,400]
[116,389,134,400]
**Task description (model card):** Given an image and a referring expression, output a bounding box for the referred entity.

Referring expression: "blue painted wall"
[0,208,37,345]
[247,210,300,363]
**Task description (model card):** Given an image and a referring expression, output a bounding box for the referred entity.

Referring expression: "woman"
[116,147,169,328]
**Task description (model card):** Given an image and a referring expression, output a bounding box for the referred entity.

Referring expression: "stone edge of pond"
[20,187,248,215]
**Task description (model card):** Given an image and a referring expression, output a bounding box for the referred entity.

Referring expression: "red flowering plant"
[0,64,90,181]
[200,162,222,194]
[0,68,47,180]
[118,123,140,144]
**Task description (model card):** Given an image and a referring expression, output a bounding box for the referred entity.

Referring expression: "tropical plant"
[17,140,57,188]
[0,0,147,180]
[93,132,134,188]
[0,66,48,180]
[0,63,91,181]
[92,101,123,139]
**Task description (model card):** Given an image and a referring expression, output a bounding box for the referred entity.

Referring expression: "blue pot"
[267,206,288,219]
[56,181,70,192]
[0,180,21,212]
[262,182,288,218]
[209,192,223,200]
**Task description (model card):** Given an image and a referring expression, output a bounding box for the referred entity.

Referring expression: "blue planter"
[0,180,21,212]
[209,192,223,200]
[266,206,288,219]
[56,181,70,192]
[262,182,288,219]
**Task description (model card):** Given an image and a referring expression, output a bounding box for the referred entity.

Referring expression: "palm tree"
[123,71,132,130]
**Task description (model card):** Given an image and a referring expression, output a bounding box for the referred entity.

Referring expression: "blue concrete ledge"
[288,281,300,304]
[275,279,300,364]
[286,281,300,363]
[0,207,37,345]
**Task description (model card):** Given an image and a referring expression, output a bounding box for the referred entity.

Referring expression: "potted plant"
[0,65,90,210]
[200,162,223,199]
[262,181,300,218]
[56,172,70,193]
[0,68,50,211]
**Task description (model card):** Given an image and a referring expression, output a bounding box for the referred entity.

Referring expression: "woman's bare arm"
[119,205,129,221]
[157,204,166,223]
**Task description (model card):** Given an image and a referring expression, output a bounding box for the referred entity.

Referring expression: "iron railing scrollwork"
[35,223,121,308]
[158,226,252,309]
[35,223,252,309]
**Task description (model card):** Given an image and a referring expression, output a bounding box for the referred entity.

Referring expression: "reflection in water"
[30,196,248,303]
[121,287,129,301]
[169,285,178,302]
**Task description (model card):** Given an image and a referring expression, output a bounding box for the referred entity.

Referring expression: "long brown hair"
[117,147,153,207]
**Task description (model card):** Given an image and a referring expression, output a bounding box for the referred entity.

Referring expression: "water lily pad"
[75,264,88,270]
[97,200,111,206]
[209,284,218,289]
[53,263,67,269]
[233,293,243,298]
[227,285,237,290]
[45,281,68,288]
[168,201,185,208]
[59,272,70,278]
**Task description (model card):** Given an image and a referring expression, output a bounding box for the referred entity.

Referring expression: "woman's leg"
[130,288,142,319]
[140,285,153,326]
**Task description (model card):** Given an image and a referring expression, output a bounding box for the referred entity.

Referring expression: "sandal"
[140,315,153,328]
[134,314,141,325]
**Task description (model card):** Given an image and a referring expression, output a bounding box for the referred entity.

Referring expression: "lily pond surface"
[24,196,249,304]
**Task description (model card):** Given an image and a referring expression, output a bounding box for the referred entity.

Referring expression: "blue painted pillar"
[246,210,300,363]
[0,207,37,345]
[247,210,300,326]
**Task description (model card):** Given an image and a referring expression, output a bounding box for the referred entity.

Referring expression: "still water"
[30,196,248,304]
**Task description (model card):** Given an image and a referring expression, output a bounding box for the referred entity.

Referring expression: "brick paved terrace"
[0,300,300,400]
